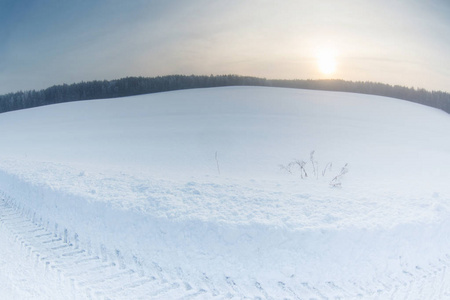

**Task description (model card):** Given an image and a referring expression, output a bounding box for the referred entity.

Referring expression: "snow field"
[0,87,450,298]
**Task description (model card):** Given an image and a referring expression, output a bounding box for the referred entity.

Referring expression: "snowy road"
[0,200,73,299]
[0,194,210,300]
[3,191,450,300]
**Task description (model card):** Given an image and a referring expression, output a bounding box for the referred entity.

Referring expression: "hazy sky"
[1,0,449,94]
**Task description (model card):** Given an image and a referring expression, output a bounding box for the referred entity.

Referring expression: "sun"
[317,49,337,75]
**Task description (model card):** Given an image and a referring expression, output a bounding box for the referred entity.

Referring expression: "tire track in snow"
[0,196,211,299]
[3,191,450,299]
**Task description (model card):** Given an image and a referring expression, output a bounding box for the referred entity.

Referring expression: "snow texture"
[0,86,449,299]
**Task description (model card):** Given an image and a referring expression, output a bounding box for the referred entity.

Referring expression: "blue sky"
[1,0,449,94]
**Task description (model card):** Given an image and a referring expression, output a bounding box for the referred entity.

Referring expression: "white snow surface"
[0,86,450,299]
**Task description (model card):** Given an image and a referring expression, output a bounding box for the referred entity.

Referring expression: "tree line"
[1,75,449,114]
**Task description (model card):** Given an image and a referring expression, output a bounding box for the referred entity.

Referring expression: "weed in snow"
[280,151,348,187]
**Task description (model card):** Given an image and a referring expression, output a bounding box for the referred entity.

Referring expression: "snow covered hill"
[0,86,449,299]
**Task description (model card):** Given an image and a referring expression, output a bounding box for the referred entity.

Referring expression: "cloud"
[0,0,449,94]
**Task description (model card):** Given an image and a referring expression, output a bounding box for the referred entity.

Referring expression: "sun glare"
[317,49,337,75]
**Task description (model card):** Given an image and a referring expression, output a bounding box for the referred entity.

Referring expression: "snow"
[0,212,83,300]
[0,86,449,298]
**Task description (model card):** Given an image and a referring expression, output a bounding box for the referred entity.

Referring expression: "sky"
[0,0,449,94]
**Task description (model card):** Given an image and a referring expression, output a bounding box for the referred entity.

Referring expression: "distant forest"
[1,75,449,114]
